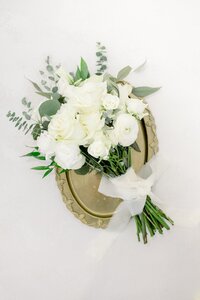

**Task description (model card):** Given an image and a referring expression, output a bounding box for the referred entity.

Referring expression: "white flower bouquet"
[7,43,173,243]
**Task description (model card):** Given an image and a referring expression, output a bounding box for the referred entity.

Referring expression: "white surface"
[0,0,200,299]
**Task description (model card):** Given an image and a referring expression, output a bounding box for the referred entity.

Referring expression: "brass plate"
[56,107,158,228]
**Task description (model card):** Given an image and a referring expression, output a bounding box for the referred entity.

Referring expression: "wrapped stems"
[133,196,174,244]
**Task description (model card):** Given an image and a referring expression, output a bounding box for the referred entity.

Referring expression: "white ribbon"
[87,154,200,261]
[87,154,167,260]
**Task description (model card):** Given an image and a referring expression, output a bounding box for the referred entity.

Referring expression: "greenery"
[96,42,107,75]
[23,147,62,178]
[7,43,171,243]
[132,86,160,97]
[7,97,34,134]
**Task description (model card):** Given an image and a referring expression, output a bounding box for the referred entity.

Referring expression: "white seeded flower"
[126,98,148,119]
[54,142,85,170]
[102,94,120,110]
[113,113,139,146]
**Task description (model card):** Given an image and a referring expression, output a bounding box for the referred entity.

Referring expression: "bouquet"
[7,43,173,243]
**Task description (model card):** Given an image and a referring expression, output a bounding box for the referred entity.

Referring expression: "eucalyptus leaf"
[46,65,53,72]
[21,97,27,105]
[39,100,60,117]
[96,52,102,57]
[132,86,160,97]
[36,91,52,99]
[29,80,43,92]
[42,120,50,130]
[32,124,41,140]
[117,65,132,81]
[133,59,147,72]
[52,86,58,93]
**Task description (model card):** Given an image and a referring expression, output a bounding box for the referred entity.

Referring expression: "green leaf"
[39,100,60,117]
[22,111,31,120]
[36,91,52,99]
[35,156,46,161]
[75,67,82,81]
[23,151,40,157]
[52,93,60,101]
[52,86,58,93]
[75,164,90,175]
[46,65,53,72]
[42,120,50,130]
[133,59,147,72]
[29,80,43,92]
[32,124,41,140]
[117,65,132,81]
[131,141,141,152]
[80,57,89,80]
[43,168,53,178]
[96,52,102,57]
[21,97,27,105]
[59,169,67,174]
[100,56,107,62]
[132,86,161,97]
[32,166,49,170]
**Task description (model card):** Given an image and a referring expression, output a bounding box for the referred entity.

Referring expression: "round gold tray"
[56,107,158,228]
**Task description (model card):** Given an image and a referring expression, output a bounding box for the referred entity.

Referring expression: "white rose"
[54,143,85,170]
[48,103,86,144]
[114,113,139,146]
[102,94,120,110]
[37,132,55,159]
[67,81,107,113]
[126,98,148,119]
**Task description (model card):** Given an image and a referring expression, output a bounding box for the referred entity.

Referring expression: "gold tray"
[56,107,158,228]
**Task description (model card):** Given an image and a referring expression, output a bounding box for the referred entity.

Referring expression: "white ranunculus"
[126,98,148,119]
[67,81,107,113]
[88,140,109,160]
[114,113,139,146]
[37,132,55,159]
[48,103,86,144]
[54,142,85,170]
[118,83,132,112]
[102,94,120,110]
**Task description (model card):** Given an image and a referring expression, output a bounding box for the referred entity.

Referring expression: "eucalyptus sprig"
[7,97,34,134]
[96,42,107,75]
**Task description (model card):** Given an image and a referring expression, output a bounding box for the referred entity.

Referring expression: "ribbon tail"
[87,202,131,261]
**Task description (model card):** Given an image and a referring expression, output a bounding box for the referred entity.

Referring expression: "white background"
[0,0,200,299]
